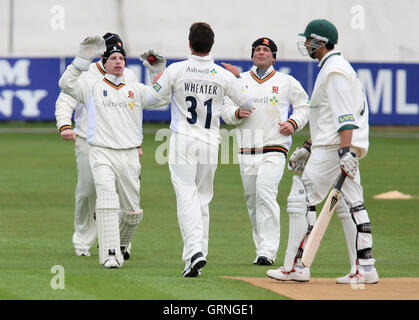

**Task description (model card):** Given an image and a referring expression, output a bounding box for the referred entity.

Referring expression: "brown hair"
[188,22,214,54]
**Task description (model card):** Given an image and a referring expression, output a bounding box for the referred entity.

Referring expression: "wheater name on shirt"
[184,81,219,95]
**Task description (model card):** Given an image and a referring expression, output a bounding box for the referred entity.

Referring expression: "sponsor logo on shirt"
[269,96,278,106]
[102,100,129,109]
[128,100,135,110]
[186,66,217,76]
[338,114,355,123]
[103,90,107,97]
[153,82,162,92]
[251,96,279,105]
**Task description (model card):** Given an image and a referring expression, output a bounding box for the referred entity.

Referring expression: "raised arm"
[59,36,106,104]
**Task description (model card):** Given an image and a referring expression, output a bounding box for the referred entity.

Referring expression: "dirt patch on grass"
[223,277,419,300]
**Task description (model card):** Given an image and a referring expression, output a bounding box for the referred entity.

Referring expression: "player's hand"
[288,146,310,173]
[237,108,252,119]
[279,122,295,136]
[221,63,240,77]
[137,146,143,157]
[61,128,76,141]
[139,48,166,74]
[338,147,358,179]
[78,36,106,61]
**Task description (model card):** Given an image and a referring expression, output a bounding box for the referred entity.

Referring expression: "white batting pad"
[284,176,309,271]
[119,209,143,248]
[96,191,123,265]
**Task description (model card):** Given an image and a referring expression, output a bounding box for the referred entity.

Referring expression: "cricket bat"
[301,172,347,268]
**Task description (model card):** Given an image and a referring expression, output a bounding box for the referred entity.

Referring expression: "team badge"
[103,90,107,97]
[128,91,134,98]
[263,38,270,46]
[153,82,162,92]
[272,86,279,94]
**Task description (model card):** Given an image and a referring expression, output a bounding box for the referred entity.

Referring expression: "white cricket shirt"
[59,64,164,149]
[149,54,252,147]
[310,50,369,158]
[222,65,310,152]
[55,60,138,139]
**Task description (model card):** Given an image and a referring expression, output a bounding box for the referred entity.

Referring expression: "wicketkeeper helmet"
[298,19,338,44]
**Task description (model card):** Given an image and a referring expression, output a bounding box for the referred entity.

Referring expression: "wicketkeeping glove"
[139,48,167,74]
[338,147,359,179]
[288,142,311,174]
[72,36,106,71]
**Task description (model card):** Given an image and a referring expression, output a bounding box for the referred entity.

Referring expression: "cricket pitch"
[223,277,419,300]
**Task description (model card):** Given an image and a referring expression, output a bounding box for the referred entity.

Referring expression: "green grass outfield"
[0,122,418,301]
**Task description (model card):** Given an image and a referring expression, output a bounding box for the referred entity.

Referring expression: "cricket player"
[267,19,379,283]
[147,22,253,277]
[59,36,167,268]
[221,37,309,266]
[55,33,139,259]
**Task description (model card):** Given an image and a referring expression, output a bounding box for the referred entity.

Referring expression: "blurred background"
[1,0,418,124]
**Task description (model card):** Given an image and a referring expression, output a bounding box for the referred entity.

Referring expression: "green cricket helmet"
[299,19,338,44]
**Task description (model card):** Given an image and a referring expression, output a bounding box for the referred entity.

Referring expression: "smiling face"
[104,52,125,77]
[252,45,275,70]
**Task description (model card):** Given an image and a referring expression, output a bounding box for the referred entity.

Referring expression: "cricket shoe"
[103,257,122,269]
[182,252,206,277]
[253,256,274,266]
[121,243,131,260]
[75,248,90,257]
[336,267,379,284]
[267,266,310,282]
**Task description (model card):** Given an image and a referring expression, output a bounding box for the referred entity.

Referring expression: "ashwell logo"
[102,100,129,108]
[186,66,211,75]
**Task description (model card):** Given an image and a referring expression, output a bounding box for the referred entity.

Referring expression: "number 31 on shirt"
[186,96,213,129]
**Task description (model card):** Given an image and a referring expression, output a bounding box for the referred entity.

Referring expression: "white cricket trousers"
[302,145,375,266]
[89,146,141,214]
[89,146,141,264]
[169,133,218,262]
[73,137,96,250]
[238,152,285,262]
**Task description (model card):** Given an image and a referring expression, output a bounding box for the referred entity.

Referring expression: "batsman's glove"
[288,140,311,174]
[73,36,106,71]
[139,48,167,75]
[338,147,358,179]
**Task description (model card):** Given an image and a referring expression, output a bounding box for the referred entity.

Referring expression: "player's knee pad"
[96,191,119,210]
[287,176,307,216]
[350,204,374,263]
[119,209,143,248]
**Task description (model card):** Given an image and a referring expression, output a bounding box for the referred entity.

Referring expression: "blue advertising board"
[0,57,418,125]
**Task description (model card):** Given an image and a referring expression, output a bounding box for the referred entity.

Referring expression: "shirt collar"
[318,50,341,67]
[105,73,125,85]
[188,54,214,62]
[251,65,274,79]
